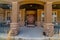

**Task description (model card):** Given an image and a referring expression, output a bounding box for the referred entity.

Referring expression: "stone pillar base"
[10,23,19,36]
[43,23,54,37]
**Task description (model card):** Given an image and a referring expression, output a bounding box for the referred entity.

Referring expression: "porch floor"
[0,26,60,40]
[18,27,44,38]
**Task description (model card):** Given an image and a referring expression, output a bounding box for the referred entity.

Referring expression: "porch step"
[0,37,49,40]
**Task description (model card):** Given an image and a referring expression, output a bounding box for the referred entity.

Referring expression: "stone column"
[20,9,25,27]
[37,9,41,27]
[44,2,54,37]
[5,10,7,21]
[10,1,19,36]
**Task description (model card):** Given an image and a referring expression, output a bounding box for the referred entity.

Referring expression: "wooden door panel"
[26,10,36,25]
[27,14,35,24]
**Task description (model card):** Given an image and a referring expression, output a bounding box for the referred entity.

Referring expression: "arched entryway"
[20,4,44,27]
[19,1,44,27]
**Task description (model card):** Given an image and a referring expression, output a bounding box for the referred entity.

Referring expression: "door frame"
[25,10,37,26]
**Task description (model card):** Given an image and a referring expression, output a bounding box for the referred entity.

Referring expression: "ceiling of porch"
[0,0,60,4]
[0,0,60,9]
[0,4,60,9]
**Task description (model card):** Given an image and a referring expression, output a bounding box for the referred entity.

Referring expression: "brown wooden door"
[25,10,37,26]
[27,14,35,24]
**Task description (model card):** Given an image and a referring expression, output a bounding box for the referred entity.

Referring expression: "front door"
[25,10,37,27]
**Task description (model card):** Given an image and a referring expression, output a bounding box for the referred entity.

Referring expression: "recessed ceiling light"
[30,5,32,7]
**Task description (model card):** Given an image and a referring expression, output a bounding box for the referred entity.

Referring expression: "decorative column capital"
[12,1,18,3]
[11,1,18,7]
[44,2,52,7]
[46,1,52,4]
